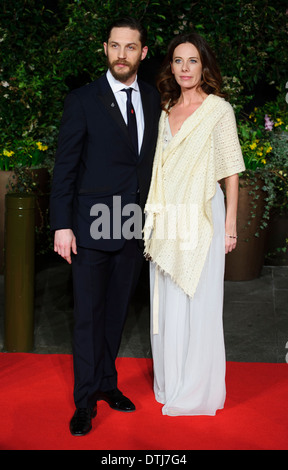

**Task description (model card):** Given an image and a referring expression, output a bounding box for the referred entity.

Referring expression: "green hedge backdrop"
[1,0,288,156]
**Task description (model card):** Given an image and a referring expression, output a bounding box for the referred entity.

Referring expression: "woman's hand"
[225,232,237,254]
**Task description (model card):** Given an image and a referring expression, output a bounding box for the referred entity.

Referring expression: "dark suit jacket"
[50,74,160,250]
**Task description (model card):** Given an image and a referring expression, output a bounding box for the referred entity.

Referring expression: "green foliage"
[0,1,65,159]
[0,138,49,171]
[262,132,288,215]
[238,123,273,171]
[238,94,288,229]
[0,0,287,163]
[238,95,288,172]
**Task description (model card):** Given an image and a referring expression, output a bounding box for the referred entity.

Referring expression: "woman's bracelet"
[225,234,238,239]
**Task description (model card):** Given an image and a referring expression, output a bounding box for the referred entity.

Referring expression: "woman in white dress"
[144,33,245,416]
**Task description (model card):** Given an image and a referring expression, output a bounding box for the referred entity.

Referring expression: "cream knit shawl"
[144,94,245,302]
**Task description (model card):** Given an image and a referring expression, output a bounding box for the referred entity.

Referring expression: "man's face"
[104,27,148,85]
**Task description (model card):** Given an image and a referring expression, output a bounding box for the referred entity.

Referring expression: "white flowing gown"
[149,119,226,416]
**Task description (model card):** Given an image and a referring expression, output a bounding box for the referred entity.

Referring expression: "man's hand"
[54,229,77,264]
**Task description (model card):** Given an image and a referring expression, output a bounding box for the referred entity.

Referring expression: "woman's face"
[170,42,203,90]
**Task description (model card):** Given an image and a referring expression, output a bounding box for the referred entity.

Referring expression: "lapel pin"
[111,102,115,107]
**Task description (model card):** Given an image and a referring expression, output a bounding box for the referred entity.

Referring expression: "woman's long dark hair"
[157,33,225,112]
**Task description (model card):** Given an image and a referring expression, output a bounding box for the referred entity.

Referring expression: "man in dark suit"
[50,17,160,436]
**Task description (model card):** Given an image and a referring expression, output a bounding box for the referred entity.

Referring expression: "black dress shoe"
[69,406,97,436]
[96,388,135,412]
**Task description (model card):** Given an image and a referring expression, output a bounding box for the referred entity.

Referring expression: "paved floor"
[0,255,288,363]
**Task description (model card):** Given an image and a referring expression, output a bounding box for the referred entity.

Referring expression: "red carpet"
[0,353,287,450]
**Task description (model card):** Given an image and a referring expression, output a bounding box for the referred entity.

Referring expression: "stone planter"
[0,167,50,273]
[224,176,268,281]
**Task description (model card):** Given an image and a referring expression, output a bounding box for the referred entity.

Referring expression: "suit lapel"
[94,75,133,151]
[93,75,155,160]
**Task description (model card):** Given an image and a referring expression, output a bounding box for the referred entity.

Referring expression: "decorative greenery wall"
[0,0,287,259]
[1,0,287,157]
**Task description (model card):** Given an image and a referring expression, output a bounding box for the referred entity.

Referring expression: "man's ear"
[141,46,148,61]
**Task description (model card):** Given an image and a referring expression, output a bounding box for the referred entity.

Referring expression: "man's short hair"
[106,17,147,47]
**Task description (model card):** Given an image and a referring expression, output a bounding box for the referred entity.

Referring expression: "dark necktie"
[122,88,138,155]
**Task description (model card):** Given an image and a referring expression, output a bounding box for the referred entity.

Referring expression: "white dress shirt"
[106,69,144,153]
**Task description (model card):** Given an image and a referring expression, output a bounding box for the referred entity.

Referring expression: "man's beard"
[107,56,141,83]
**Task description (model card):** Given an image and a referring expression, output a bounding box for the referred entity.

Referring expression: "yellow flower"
[250,142,257,150]
[36,141,48,151]
[274,118,284,127]
[3,149,14,157]
[266,146,272,153]
[261,159,266,164]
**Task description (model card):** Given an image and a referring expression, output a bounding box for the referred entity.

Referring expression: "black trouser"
[71,238,143,409]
